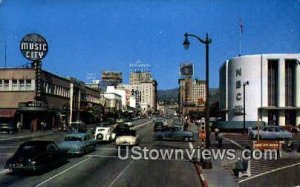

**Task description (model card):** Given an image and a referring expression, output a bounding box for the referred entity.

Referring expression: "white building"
[106,86,127,111]
[123,82,157,111]
[219,54,300,126]
[103,92,122,112]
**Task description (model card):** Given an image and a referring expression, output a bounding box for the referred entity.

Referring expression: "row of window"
[0,79,34,91]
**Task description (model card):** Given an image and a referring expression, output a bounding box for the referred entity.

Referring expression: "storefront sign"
[234,67,244,115]
[20,33,48,61]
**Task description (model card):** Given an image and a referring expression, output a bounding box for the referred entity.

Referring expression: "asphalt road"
[0,119,202,187]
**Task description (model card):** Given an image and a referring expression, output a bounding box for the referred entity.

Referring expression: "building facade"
[0,67,101,131]
[100,71,123,89]
[179,79,206,106]
[219,54,300,126]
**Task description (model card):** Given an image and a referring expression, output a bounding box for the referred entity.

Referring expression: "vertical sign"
[20,33,48,101]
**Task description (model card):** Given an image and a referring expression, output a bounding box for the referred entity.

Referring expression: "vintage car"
[115,130,140,147]
[94,124,116,142]
[58,133,96,155]
[249,125,293,140]
[5,141,67,173]
[154,126,195,142]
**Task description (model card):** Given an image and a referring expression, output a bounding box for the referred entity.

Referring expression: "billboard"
[180,63,194,76]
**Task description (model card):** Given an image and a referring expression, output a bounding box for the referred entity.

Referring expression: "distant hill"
[158,88,219,104]
[157,88,178,104]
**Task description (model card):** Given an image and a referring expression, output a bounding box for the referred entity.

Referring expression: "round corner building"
[219,54,300,127]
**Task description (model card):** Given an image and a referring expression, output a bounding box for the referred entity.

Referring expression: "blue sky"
[0,0,299,89]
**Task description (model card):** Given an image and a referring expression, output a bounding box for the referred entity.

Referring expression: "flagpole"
[239,19,243,56]
[4,37,7,68]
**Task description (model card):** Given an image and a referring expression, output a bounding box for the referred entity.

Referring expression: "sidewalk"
[0,129,61,142]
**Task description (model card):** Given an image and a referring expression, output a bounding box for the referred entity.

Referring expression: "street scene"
[0,0,300,187]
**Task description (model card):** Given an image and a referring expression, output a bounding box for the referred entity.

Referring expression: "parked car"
[154,126,195,142]
[115,130,140,147]
[68,121,87,133]
[281,125,300,134]
[5,141,67,173]
[94,125,116,142]
[58,133,96,155]
[249,125,293,140]
[0,118,18,134]
[124,121,134,127]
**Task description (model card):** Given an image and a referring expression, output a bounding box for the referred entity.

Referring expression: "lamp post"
[243,81,249,134]
[183,32,212,148]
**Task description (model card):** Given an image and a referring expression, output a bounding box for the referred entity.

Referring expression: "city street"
[0,119,202,187]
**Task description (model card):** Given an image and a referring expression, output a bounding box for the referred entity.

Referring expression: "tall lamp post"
[243,81,249,134]
[183,32,212,148]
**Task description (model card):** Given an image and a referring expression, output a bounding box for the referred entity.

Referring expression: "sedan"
[249,126,293,140]
[116,130,140,147]
[5,141,67,173]
[58,133,96,155]
[154,126,195,142]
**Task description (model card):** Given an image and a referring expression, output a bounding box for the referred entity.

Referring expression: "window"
[0,80,3,90]
[285,60,296,106]
[12,80,18,90]
[4,80,9,90]
[25,79,32,90]
[19,80,25,90]
[268,60,278,106]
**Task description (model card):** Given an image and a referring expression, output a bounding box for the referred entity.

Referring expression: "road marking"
[87,154,119,158]
[223,137,245,149]
[35,156,92,187]
[238,162,300,184]
[108,160,134,187]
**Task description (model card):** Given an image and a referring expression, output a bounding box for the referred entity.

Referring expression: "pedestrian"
[17,121,22,133]
[215,128,223,148]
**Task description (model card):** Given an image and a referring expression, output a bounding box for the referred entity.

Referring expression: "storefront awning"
[0,109,16,117]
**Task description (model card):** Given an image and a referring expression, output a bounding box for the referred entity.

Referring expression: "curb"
[193,161,209,187]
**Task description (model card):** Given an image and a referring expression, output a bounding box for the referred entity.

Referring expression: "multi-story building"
[100,71,122,90]
[219,54,300,127]
[123,81,157,112]
[192,80,207,106]
[178,78,206,115]
[129,71,152,85]
[0,66,101,131]
[106,86,127,111]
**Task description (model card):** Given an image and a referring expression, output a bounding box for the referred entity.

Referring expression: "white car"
[115,130,140,147]
[94,126,116,142]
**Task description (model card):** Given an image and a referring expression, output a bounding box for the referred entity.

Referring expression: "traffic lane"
[0,147,116,187]
[111,159,201,187]
[0,120,153,186]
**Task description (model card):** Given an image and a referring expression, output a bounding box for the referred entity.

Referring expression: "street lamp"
[183,32,212,148]
[243,81,249,134]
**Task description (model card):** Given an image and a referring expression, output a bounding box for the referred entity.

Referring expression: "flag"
[240,18,243,33]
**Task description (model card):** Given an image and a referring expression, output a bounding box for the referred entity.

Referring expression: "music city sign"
[20,33,48,61]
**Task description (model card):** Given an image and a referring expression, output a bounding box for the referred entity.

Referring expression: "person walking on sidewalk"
[17,121,23,133]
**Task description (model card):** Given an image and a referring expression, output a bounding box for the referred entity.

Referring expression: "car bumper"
[5,164,43,171]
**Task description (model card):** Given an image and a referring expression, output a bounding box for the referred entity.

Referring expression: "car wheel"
[97,134,103,140]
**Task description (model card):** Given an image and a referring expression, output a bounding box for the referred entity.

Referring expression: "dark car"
[5,141,67,173]
[0,118,18,134]
[114,123,130,136]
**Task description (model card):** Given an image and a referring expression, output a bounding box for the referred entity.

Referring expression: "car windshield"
[119,130,136,136]
[64,136,83,141]
[17,143,46,155]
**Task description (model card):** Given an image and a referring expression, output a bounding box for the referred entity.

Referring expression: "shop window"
[0,80,3,90]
